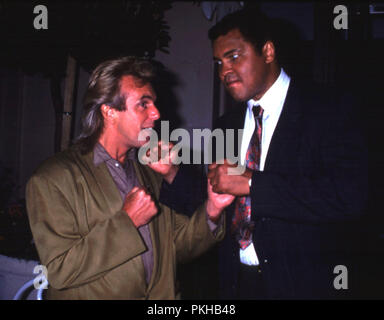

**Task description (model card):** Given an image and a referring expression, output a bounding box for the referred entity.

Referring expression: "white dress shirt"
[239,68,291,265]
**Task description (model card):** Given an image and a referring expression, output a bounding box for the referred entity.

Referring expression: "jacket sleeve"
[171,202,225,264]
[26,171,146,290]
[159,163,207,217]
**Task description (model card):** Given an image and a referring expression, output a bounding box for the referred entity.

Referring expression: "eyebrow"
[213,48,239,61]
[223,49,239,57]
[140,94,156,102]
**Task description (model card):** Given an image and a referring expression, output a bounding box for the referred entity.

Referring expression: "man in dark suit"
[161,9,368,299]
[206,9,368,299]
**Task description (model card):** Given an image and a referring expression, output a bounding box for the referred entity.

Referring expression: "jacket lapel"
[80,150,124,215]
[132,161,161,292]
[263,80,304,171]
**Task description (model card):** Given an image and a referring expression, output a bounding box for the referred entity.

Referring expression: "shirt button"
[115,163,119,167]
[264,259,268,264]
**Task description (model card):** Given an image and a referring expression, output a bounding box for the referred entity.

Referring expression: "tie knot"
[252,105,263,119]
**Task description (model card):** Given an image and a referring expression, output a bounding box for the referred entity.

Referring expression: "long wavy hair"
[75,56,155,154]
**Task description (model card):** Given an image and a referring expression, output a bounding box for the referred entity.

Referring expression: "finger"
[142,200,157,218]
[144,144,160,162]
[135,188,149,199]
[160,145,172,164]
[207,178,219,196]
[207,178,213,194]
[150,145,160,161]
[145,148,158,161]
[212,185,223,194]
[149,202,158,216]
[158,140,169,150]
[143,194,153,205]
[208,163,218,171]
[222,159,237,168]
[217,164,228,175]
[128,186,140,195]
[208,178,219,193]
[207,170,215,179]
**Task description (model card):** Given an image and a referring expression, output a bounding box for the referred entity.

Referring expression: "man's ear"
[101,104,117,122]
[262,41,276,64]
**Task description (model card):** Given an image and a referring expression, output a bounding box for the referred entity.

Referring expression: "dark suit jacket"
[164,80,368,299]
[218,80,368,299]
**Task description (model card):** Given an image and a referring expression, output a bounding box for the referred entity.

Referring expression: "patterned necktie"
[232,105,263,249]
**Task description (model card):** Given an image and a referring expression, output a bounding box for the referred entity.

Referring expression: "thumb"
[207,178,214,195]
[129,186,140,194]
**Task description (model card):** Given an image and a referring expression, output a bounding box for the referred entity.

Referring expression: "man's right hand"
[141,140,179,184]
[122,186,158,228]
[208,160,252,196]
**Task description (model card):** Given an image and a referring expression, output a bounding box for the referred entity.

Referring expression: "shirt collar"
[247,68,291,118]
[93,143,136,166]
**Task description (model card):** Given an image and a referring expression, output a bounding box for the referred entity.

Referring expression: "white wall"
[155,2,215,143]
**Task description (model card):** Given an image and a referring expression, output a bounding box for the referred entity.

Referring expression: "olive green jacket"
[26,145,224,299]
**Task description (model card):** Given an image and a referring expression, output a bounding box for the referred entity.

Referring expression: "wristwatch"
[248,178,252,188]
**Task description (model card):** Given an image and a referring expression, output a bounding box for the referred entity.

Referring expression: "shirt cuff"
[206,211,223,236]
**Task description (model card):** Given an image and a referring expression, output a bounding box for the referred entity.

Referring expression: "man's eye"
[215,60,222,66]
[139,102,148,109]
[231,53,239,61]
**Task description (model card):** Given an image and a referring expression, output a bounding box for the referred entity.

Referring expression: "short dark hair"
[208,8,275,56]
[75,56,155,153]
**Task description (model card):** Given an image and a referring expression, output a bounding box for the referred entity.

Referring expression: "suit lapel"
[263,81,304,171]
[79,150,123,215]
[132,161,161,292]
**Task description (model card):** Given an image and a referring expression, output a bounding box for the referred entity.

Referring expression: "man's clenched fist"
[123,186,158,228]
[208,160,252,196]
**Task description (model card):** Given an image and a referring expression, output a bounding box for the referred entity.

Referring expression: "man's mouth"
[224,75,241,87]
[225,80,242,89]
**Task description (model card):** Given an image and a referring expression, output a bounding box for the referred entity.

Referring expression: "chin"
[231,93,249,102]
[227,88,247,102]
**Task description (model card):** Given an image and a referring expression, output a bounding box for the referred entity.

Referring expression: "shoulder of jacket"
[288,80,356,116]
[30,145,89,183]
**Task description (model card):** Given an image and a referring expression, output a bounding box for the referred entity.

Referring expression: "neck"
[98,131,130,164]
[254,65,281,101]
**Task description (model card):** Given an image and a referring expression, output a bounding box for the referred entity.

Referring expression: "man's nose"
[148,105,160,120]
[219,62,232,81]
